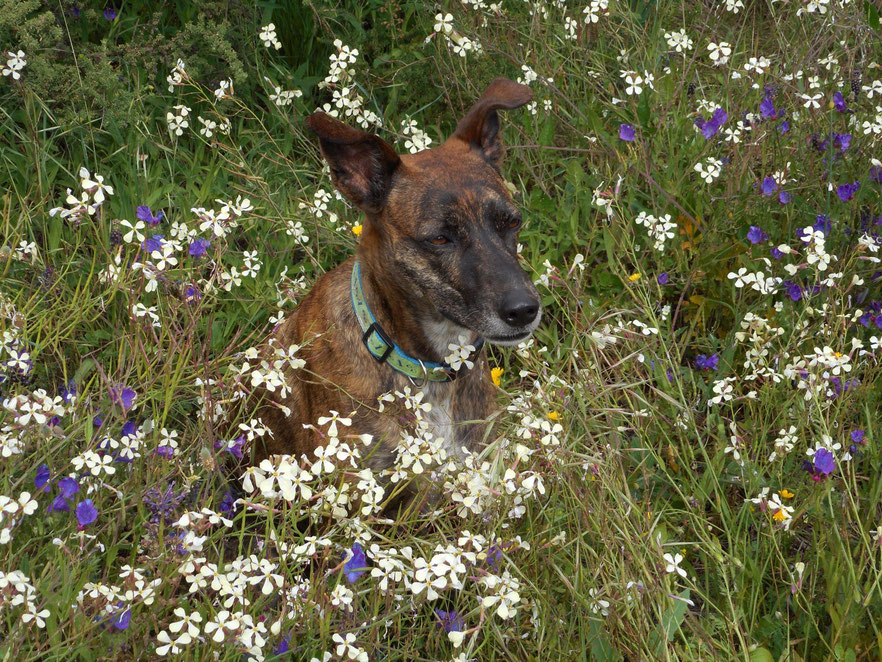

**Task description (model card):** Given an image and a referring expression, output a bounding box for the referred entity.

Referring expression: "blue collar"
[350,261,484,384]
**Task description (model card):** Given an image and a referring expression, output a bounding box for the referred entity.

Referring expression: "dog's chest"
[418,383,459,459]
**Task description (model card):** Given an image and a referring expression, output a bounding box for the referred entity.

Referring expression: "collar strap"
[350,261,484,383]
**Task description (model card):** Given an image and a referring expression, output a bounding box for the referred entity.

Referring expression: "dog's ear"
[305,112,401,214]
[451,77,532,167]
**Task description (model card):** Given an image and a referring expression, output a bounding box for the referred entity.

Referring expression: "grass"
[1,0,881,660]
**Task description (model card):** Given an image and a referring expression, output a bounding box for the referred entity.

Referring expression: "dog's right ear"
[305,112,401,214]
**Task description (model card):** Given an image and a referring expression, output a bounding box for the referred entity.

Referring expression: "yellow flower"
[627,272,641,282]
[772,509,789,522]
[547,411,561,421]
[352,224,363,237]
[490,366,503,387]
[779,489,794,499]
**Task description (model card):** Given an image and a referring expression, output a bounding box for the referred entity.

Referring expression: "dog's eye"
[507,216,522,231]
[427,235,450,246]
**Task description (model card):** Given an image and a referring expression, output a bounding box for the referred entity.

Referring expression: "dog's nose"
[499,292,539,328]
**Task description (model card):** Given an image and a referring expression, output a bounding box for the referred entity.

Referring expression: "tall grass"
[1,1,881,660]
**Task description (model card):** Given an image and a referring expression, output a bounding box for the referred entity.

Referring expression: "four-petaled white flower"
[707,41,732,65]
[317,410,352,437]
[664,552,688,578]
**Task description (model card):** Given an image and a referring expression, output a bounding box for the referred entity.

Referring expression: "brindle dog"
[253,78,541,506]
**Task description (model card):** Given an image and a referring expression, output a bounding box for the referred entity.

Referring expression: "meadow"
[1,0,881,659]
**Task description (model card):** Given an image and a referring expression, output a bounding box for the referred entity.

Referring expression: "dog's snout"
[499,292,539,328]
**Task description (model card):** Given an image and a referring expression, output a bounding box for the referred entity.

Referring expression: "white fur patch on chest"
[419,383,459,459]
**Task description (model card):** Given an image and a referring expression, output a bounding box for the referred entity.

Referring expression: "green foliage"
[1,1,881,660]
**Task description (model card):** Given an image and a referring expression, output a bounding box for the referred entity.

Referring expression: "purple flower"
[434,609,464,633]
[850,430,865,444]
[760,96,777,119]
[778,191,792,204]
[747,226,768,244]
[833,133,851,152]
[344,543,367,583]
[121,420,138,437]
[58,477,79,499]
[778,120,790,134]
[695,108,727,139]
[155,445,176,460]
[619,124,635,142]
[812,214,831,235]
[770,246,784,260]
[143,234,164,254]
[836,181,860,202]
[786,282,802,301]
[76,499,98,527]
[111,605,131,630]
[60,380,77,403]
[219,490,238,516]
[485,544,503,570]
[274,636,291,656]
[871,165,882,184]
[104,8,116,21]
[51,477,79,512]
[93,414,104,428]
[110,384,136,411]
[760,178,777,197]
[214,435,246,459]
[833,91,848,113]
[694,353,719,371]
[188,238,210,257]
[813,448,835,476]
[136,205,164,226]
[35,464,51,492]
[143,482,188,525]
[657,272,669,285]
[184,285,201,303]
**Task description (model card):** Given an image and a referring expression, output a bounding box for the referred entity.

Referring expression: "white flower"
[799,93,823,109]
[665,29,693,53]
[259,23,282,49]
[316,410,351,437]
[79,167,114,204]
[663,552,688,578]
[2,50,26,80]
[694,158,722,183]
[166,105,190,136]
[214,79,232,99]
[620,70,643,96]
[434,12,454,34]
[707,41,732,65]
[198,116,217,137]
[444,334,477,371]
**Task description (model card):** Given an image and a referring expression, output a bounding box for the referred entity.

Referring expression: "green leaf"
[539,116,556,146]
[661,589,690,640]
[749,647,775,662]
[589,620,623,661]
[867,2,880,29]
[637,93,651,129]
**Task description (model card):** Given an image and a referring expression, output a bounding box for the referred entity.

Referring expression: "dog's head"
[306,78,541,347]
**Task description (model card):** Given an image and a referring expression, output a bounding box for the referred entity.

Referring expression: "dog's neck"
[356,255,476,365]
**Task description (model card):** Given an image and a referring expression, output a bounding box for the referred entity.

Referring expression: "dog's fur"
[252,78,541,498]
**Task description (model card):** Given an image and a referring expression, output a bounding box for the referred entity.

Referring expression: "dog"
[252,78,542,507]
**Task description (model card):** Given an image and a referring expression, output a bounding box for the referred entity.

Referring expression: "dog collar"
[350,261,484,383]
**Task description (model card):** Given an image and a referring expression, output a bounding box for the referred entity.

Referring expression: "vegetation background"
[1,0,881,660]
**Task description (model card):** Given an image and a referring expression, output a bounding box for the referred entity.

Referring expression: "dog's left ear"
[451,77,532,168]
[305,112,401,214]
